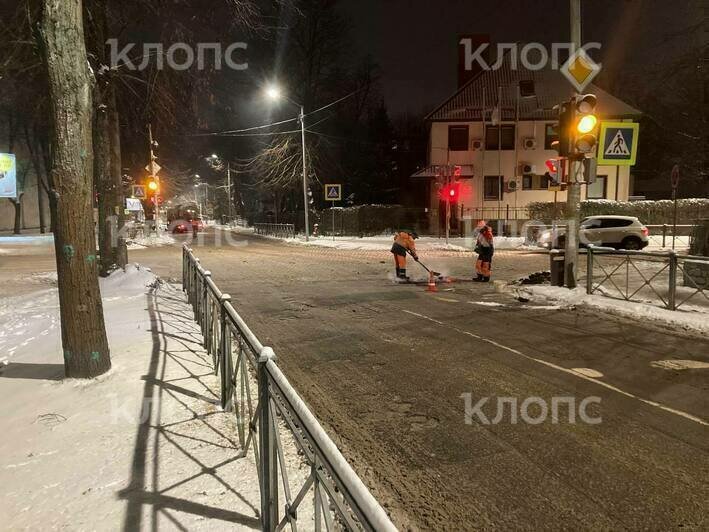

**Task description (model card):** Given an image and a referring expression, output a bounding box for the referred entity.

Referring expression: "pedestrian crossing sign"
[597,122,639,166]
[325,184,341,202]
[132,185,147,199]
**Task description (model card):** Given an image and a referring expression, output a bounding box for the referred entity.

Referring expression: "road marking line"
[403,309,709,427]
[435,297,459,303]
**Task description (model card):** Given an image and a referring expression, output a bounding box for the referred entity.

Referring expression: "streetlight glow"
[265,85,282,101]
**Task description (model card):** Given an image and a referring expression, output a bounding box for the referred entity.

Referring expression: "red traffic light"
[453,165,462,178]
[440,183,461,200]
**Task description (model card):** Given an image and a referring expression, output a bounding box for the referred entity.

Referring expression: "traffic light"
[545,158,560,184]
[453,165,462,178]
[553,94,598,159]
[147,178,159,192]
[439,183,460,201]
[573,94,598,155]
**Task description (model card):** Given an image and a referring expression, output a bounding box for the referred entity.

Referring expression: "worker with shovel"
[391,230,419,280]
[474,224,494,282]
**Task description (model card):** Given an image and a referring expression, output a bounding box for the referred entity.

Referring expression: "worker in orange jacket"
[391,230,419,280]
[474,224,494,282]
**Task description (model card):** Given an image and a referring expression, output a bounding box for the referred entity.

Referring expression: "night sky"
[338,0,693,115]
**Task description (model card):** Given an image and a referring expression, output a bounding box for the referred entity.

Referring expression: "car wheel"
[621,236,642,250]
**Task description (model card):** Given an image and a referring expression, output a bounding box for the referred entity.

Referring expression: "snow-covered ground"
[513,284,709,336]
[0,266,309,530]
[126,231,176,249]
[264,233,535,252]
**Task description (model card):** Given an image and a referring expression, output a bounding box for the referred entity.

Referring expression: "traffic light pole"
[300,105,310,242]
[148,123,160,233]
[564,0,583,288]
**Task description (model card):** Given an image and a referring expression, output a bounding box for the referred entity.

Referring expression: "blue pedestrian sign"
[325,184,341,202]
[0,153,17,198]
[597,122,639,166]
[132,185,147,199]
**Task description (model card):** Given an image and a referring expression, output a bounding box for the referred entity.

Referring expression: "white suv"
[538,215,650,250]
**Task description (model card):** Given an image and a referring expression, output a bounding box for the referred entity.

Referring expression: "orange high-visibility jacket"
[392,232,417,257]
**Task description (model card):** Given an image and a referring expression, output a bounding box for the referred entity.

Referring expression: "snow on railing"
[182,244,396,532]
[584,246,709,312]
[254,223,296,239]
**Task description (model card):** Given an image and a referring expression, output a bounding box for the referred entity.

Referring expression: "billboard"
[0,153,17,198]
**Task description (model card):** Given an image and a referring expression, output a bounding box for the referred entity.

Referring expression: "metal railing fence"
[646,224,696,248]
[254,223,296,239]
[584,245,709,311]
[182,245,396,532]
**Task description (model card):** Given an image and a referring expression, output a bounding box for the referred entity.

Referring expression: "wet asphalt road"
[134,229,709,530]
[5,229,707,530]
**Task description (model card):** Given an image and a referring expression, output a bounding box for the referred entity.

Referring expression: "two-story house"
[412,51,641,233]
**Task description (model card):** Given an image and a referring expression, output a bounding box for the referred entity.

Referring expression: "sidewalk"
[0,266,294,530]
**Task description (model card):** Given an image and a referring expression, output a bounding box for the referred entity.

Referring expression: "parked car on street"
[537,215,650,250]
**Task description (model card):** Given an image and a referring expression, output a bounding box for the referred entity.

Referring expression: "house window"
[485,125,515,150]
[587,176,607,199]
[448,125,469,151]
[539,173,550,189]
[522,175,533,190]
[484,176,503,200]
[544,123,558,150]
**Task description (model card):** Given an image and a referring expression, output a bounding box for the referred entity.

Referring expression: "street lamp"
[264,83,310,241]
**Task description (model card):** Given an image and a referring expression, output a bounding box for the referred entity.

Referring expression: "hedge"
[527,199,709,225]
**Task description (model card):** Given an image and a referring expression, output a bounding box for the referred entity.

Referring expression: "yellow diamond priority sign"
[560,48,601,92]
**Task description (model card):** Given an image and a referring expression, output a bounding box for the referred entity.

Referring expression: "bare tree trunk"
[25,126,48,233]
[11,197,22,234]
[94,81,115,276]
[109,86,128,268]
[39,0,111,378]
[88,0,116,276]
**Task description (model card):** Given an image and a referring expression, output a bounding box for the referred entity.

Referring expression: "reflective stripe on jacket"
[391,232,417,256]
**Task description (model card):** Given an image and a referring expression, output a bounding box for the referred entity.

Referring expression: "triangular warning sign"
[605,130,630,156]
[327,187,339,198]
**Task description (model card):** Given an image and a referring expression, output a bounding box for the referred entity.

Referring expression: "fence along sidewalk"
[583,245,709,312]
[182,244,397,532]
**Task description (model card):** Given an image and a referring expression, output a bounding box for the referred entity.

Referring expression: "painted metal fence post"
[219,294,232,410]
[662,224,668,248]
[586,246,594,294]
[182,247,186,291]
[258,347,278,531]
[668,251,677,311]
[202,272,211,339]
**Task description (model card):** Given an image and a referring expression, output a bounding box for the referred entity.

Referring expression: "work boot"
[473,274,484,282]
[482,276,490,282]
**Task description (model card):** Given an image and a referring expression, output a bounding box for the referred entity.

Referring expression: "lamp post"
[265,85,310,241]
[194,182,210,220]
[208,154,233,224]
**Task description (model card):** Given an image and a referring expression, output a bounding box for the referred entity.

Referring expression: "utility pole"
[300,105,310,241]
[148,123,160,233]
[564,0,583,288]
[226,161,233,224]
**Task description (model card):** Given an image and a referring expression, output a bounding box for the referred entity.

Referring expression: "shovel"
[409,251,444,280]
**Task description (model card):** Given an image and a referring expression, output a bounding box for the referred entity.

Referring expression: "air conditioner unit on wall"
[523,137,537,150]
[518,163,536,175]
[471,139,483,151]
[507,179,518,192]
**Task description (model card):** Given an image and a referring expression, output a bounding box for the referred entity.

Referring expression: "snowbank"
[273,234,535,252]
[0,234,54,245]
[0,265,309,530]
[126,232,175,249]
[514,284,709,336]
